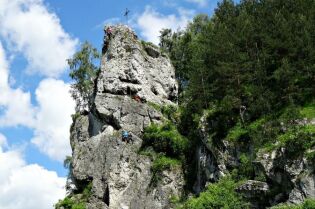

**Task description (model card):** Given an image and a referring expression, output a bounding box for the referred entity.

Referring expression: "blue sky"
[0,0,230,208]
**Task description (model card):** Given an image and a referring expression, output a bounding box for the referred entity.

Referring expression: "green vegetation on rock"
[55,182,92,209]
[270,199,315,209]
[68,41,100,111]
[179,177,249,209]
[143,122,189,159]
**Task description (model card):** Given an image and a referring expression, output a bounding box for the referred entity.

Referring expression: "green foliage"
[161,105,179,121]
[151,155,181,185]
[143,122,189,158]
[64,156,72,169]
[147,102,162,112]
[141,40,159,49]
[277,125,315,158]
[301,103,315,119]
[226,123,248,142]
[82,182,93,199]
[147,102,179,122]
[55,197,86,209]
[142,121,189,187]
[270,199,315,209]
[72,203,86,209]
[180,177,249,209]
[238,154,255,179]
[164,0,315,150]
[304,199,315,209]
[68,41,100,111]
[55,182,92,209]
[152,155,181,173]
[71,112,81,123]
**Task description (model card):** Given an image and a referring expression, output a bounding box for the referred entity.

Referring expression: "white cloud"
[0,42,35,127]
[136,6,194,44]
[0,0,78,77]
[186,0,208,7]
[0,133,8,149]
[0,0,77,159]
[0,43,75,161]
[32,78,75,161]
[0,143,66,209]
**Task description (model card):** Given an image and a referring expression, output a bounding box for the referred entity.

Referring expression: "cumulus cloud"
[32,78,75,161]
[0,42,35,127]
[136,6,194,44]
[0,0,78,77]
[0,43,75,161]
[0,142,66,209]
[186,0,208,7]
[0,133,8,149]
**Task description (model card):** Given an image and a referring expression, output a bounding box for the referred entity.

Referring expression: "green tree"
[68,41,100,111]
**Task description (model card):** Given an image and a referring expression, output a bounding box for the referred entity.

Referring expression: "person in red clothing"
[133,95,141,102]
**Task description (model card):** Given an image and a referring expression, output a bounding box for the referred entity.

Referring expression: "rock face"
[255,149,315,205]
[196,110,315,207]
[236,180,269,208]
[98,25,178,105]
[70,25,183,209]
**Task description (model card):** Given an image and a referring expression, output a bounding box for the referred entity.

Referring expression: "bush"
[180,177,249,209]
[55,197,86,209]
[277,125,315,158]
[226,123,248,142]
[55,182,92,209]
[143,122,189,158]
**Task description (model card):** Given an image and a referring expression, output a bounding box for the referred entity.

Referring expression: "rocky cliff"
[195,111,315,208]
[57,24,315,209]
[67,25,183,209]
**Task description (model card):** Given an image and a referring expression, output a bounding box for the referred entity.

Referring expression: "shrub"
[55,197,86,209]
[238,154,255,180]
[226,123,248,142]
[143,122,189,158]
[55,182,92,209]
[277,125,315,158]
[180,177,249,209]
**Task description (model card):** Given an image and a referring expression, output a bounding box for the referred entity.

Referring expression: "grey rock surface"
[256,148,315,205]
[237,180,269,209]
[197,110,315,207]
[97,25,178,105]
[69,25,183,209]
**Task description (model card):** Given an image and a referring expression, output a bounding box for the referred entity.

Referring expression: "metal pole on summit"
[124,8,130,25]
